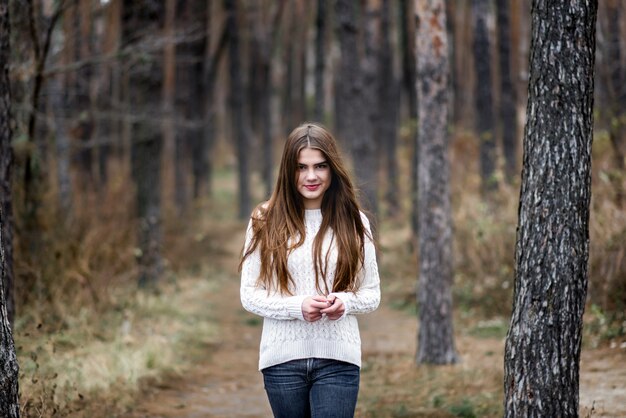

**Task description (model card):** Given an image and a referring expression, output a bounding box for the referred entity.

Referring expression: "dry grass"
[9,123,625,416]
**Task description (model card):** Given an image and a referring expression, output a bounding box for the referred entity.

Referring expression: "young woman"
[239,122,381,417]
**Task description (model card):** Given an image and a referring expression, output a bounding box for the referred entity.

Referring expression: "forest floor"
[114,218,626,418]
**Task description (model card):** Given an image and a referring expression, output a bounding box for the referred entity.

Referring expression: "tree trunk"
[314,0,327,122]
[122,0,165,287]
[602,0,625,206]
[225,0,250,219]
[50,77,73,217]
[497,0,518,183]
[415,0,458,365]
[201,7,229,198]
[504,1,597,416]
[399,0,418,240]
[174,0,208,212]
[379,0,400,218]
[472,0,497,192]
[0,0,21,412]
[335,0,379,218]
[72,0,96,194]
[0,0,14,328]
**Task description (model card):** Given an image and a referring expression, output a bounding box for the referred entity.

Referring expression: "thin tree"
[122,0,165,287]
[225,0,250,219]
[201,5,229,198]
[379,0,400,218]
[496,0,518,183]
[400,0,419,241]
[335,0,379,218]
[600,0,625,206]
[0,0,13,326]
[0,0,20,412]
[472,0,498,192]
[504,1,597,415]
[415,0,458,365]
[314,0,327,122]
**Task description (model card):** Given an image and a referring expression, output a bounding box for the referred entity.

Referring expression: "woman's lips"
[304,184,320,191]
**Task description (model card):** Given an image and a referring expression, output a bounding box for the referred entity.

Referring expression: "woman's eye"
[317,164,328,169]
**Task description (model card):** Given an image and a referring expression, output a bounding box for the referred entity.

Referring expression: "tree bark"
[0,0,14,328]
[50,77,73,217]
[415,0,458,365]
[472,0,498,192]
[0,0,21,412]
[335,0,379,218]
[602,0,625,206]
[314,0,327,122]
[497,0,518,183]
[400,0,418,240]
[202,7,229,198]
[504,1,597,416]
[225,0,251,219]
[379,0,400,218]
[122,0,165,287]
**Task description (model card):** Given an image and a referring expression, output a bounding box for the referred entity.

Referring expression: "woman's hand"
[320,295,345,320]
[302,295,330,322]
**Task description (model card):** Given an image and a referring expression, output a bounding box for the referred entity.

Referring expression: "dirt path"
[125,271,626,417]
[123,221,626,417]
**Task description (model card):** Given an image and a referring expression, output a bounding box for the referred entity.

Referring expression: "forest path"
[122,220,626,417]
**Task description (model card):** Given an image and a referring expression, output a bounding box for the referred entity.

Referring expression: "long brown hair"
[239,122,369,295]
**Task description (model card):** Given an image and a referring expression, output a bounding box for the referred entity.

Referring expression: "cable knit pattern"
[240,209,381,370]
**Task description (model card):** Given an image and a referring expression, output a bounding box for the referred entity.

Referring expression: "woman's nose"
[306,168,317,180]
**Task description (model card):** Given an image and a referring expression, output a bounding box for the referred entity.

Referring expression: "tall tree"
[122,0,165,287]
[335,0,379,218]
[378,0,400,218]
[201,4,229,198]
[0,0,13,326]
[400,0,419,240]
[497,0,518,183]
[600,0,625,206]
[314,0,327,122]
[472,0,498,192]
[225,0,250,219]
[173,0,210,210]
[415,0,458,365]
[504,1,597,415]
[0,0,20,412]
[247,0,284,197]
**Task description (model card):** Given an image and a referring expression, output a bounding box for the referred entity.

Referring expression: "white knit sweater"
[240,209,381,370]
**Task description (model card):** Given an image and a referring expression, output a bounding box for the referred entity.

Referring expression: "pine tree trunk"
[379,0,400,218]
[603,0,625,206]
[73,0,96,193]
[415,0,458,365]
[504,1,597,416]
[336,0,379,218]
[399,0,418,240]
[314,0,327,122]
[0,0,20,412]
[472,0,497,192]
[50,77,73,217]
[122,0,165,287]
[497,0,518,183]
[202,9,229,198]
[225,0,251,219]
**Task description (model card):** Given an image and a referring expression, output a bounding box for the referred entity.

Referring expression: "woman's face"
[296,147,332,209]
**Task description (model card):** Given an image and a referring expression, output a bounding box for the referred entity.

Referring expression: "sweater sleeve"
[330,212,381,317]
[240,220,307,321]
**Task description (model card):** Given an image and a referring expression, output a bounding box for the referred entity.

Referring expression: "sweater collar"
[304,208,322,221]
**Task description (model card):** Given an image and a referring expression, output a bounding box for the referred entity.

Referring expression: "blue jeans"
[262,358,360,418]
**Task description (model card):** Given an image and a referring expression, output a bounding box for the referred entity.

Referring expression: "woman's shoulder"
[251,201,270,220]
[358,210,372,227]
